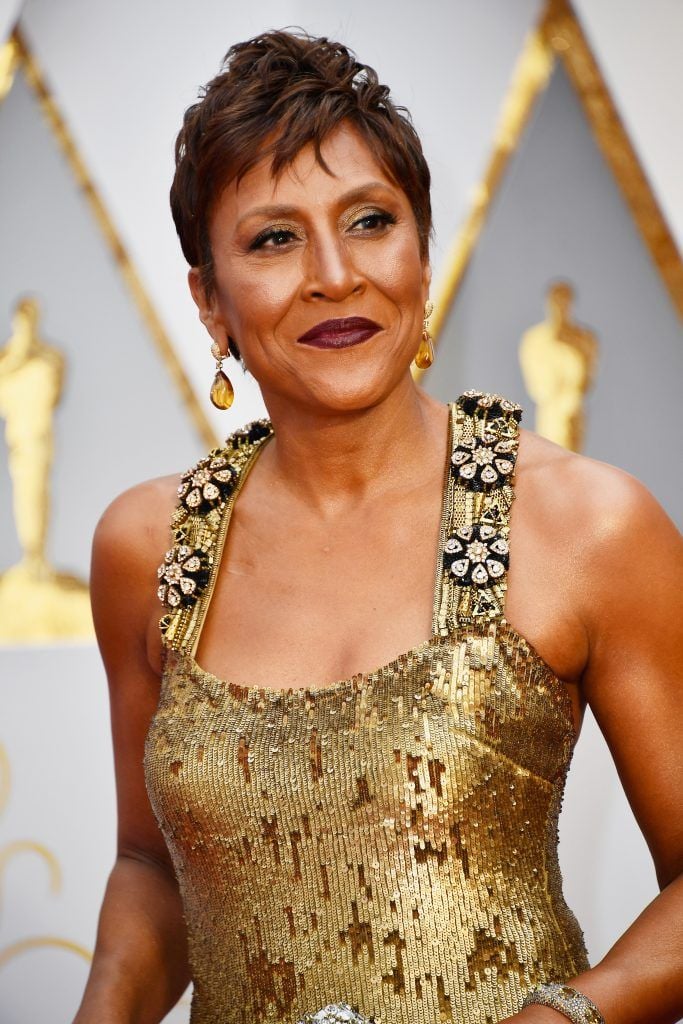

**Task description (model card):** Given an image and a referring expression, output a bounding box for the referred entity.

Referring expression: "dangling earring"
[414,300,435,369]
[209,340,234,410]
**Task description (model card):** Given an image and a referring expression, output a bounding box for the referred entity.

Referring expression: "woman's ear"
[188,267,206,314]
[421,258,432,299]
[188,268,228,352]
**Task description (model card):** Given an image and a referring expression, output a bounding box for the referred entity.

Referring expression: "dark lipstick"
[296,317,382,349]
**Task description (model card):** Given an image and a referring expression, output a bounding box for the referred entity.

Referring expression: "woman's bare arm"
[73,478,191,1024]
[506,463,683,1024]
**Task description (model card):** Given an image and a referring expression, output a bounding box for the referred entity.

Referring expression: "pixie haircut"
[170,28,432,360]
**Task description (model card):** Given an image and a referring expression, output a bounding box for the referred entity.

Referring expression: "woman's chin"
[289,372,413,416]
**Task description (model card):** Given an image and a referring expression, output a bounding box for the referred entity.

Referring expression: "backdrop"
[0,2,681,1022]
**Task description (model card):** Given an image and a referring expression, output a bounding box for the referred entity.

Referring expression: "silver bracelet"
[297,1002,372,1024]
[521,982,605,1023]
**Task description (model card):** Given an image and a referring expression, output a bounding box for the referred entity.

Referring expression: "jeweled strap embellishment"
[438,391,522,632]
[451,435,516,491]
[157,544,210,609]
[157,417,273,650]
[177,454,238,515]
[443,522,509,588]
[457,388,523,429]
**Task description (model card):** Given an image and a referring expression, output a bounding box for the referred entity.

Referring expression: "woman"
[74,29,683,1024]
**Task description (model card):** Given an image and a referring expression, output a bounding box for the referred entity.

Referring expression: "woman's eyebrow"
[235,181,397,230]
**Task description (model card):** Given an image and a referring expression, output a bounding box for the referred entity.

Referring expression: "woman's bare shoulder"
[517,426,680,547]
[90,473,185,666]
[93,472,183,567]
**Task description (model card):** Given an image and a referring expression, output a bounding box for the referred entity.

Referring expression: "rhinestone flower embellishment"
[157,544,210,609]
[451,435,517,491]
[177,453,238,515]
[457,390,523,421]
[443,523,509,588]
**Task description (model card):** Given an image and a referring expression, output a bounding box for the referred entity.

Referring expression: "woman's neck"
[257,380,450,517]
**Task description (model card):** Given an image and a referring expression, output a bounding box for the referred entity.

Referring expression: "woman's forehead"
[214,123,404,225]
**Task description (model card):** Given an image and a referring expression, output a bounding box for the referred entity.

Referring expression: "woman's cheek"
[212,264,284,335]
[235,257,301,310]
[359,233,424,298]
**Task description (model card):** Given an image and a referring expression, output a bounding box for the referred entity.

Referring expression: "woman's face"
[190,120,431,414]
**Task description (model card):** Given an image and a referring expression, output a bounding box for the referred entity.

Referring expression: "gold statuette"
[0,297,93,643]
[519,282,598,452]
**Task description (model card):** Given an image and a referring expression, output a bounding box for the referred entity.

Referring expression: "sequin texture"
[144,393,589,1024]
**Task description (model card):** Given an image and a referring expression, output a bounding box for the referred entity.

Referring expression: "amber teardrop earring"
[209,340,235,410]
[414,300,435,370]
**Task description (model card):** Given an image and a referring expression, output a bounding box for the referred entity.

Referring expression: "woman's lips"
[296,316,382,348]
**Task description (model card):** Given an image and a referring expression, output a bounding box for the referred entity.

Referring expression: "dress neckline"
[180,617,576,745]
[187,402,456,697]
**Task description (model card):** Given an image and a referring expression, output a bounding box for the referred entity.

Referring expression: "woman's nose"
[301,234,365,302]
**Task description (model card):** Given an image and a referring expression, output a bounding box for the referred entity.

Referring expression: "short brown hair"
[170,28,432,360]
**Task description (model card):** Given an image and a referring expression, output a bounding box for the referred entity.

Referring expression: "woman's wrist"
[515,1007,583,1024]
[521,982,605,1023]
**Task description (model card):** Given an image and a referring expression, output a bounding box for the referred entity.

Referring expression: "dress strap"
[434,389,523,635]
[156,418,274,653]
[157,392,522,651]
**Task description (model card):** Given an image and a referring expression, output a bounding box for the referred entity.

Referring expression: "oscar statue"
[0,296,93,643]
[519,282,598,453]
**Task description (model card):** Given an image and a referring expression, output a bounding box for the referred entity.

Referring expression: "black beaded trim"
[225,418,273,451]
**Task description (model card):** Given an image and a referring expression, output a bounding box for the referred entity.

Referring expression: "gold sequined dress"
[144,390,590,1024]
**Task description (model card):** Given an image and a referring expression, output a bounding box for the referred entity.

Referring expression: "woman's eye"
[250,228,297,250]
[249,211,395,249]
[351,211,396,232]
